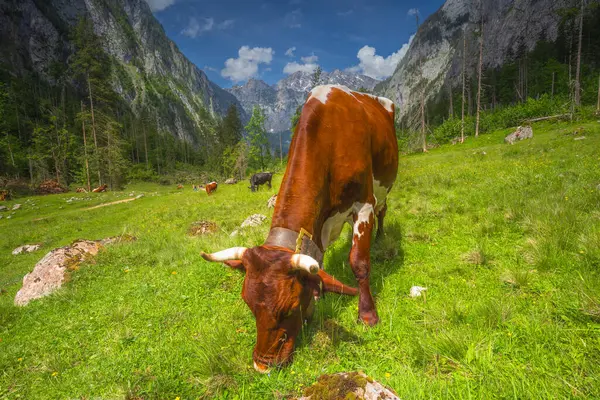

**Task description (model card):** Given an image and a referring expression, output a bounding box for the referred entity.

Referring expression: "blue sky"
[145,0,444,88]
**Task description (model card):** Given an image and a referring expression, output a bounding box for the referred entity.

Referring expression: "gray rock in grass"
[505,126,533,144]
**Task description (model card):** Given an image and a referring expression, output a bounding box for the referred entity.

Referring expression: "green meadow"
[1,121,599,399]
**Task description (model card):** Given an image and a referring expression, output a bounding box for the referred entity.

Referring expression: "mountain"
[0,0,243,143]
[226,70,379,148]
[376,0,572,121]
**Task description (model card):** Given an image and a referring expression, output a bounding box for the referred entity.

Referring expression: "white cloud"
[145,0,176,12]
[408,8,419,17]
[181,17,234,38]
[283,53,319,74]
[285,47,296,57]
[348,35,414,80]
[301,54,318,63]
[221,46,274,82]
[337,9,353,17]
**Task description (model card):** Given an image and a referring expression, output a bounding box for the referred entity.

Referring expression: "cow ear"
[223,260,246,273]
[317,270,358,296]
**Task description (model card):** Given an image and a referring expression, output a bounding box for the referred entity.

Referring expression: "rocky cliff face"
[226,70,379,140]
[0,0,242,142]
[377,0,572,120]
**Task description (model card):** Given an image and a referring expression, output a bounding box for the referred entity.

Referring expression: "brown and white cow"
[205,181,218,195]
[201,85,398,373]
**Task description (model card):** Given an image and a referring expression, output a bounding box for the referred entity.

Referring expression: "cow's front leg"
[350,202,378,326]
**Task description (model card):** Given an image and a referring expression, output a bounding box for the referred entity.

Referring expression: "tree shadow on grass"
[296,220,405,350]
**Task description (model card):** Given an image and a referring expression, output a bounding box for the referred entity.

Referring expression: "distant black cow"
[249,172,273,192]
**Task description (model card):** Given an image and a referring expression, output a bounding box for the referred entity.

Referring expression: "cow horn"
[290,254,319,274]
[201,247,247,262]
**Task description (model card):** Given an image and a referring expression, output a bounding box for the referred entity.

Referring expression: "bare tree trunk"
[143,124,149,168]
[421,89,427,152]
[574,0,584,107]
[448,83,454,118]
[475,1,484,138]
[461,32,467,143]
[81,102,91,192]
[87,74,101,185]
[468,82,472,116]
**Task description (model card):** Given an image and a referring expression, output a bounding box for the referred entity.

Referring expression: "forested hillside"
[378,0,600,150]
[0,0,248,190]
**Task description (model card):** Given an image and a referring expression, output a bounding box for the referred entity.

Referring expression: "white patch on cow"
[363,93,395,113]
[353,202,374,241]
[372,177,389,214]
[376,97,394,113]
[308,84,359,105]
[321,208,353,249]
[209,181,217,185]
[308,85,333,104]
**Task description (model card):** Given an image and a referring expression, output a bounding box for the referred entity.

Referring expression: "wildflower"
[171,271,177,275]
[175,397,181,400]
[124,269,130,273]
[385,372,391,378]
[579,250,585,254]
[51,371,58,377]
[17,358,23,362]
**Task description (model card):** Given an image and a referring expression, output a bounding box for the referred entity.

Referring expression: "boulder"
[241,214,267,228]
[297,372,400,400]
[267,194,277,208]
[12,204,21,210]
[0,205,7,212]
[14,236,135,306]
[12,244,41,255]
[225,178,237,184]
[505,126,533,144]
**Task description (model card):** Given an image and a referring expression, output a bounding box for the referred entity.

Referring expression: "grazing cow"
[249,172,273,192]
[205,181,218,195]
[201,85,398,373]
[92,184,108,193]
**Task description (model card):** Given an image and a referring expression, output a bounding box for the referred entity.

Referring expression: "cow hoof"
[358,311,379,326]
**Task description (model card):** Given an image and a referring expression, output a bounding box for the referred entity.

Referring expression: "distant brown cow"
[201,85,398,373]
[205,181,217,195]
[92,184,107,193]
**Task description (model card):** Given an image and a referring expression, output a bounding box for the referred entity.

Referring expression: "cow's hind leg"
[376,202,387,240]
[350,201,379,326]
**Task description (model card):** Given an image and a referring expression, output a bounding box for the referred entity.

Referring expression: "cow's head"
[201,246,357,373]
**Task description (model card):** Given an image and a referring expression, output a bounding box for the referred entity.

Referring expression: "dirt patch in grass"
[188,221,218,236]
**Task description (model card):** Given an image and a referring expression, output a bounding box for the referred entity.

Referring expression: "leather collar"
[264,227,324,266]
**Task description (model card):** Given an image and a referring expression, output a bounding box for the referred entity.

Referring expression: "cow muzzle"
[253,360,271,374]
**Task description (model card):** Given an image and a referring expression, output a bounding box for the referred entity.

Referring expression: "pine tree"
[245,105,269,171]
[311,66,322,88]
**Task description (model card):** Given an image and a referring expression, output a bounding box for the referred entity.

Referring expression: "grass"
[1,120,600,399]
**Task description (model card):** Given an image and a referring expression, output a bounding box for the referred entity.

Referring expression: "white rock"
[12,244,42,255]
[241,214,267,228]
[409,286,427,298]
[12,204,21,210]
[135,194,144,199]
